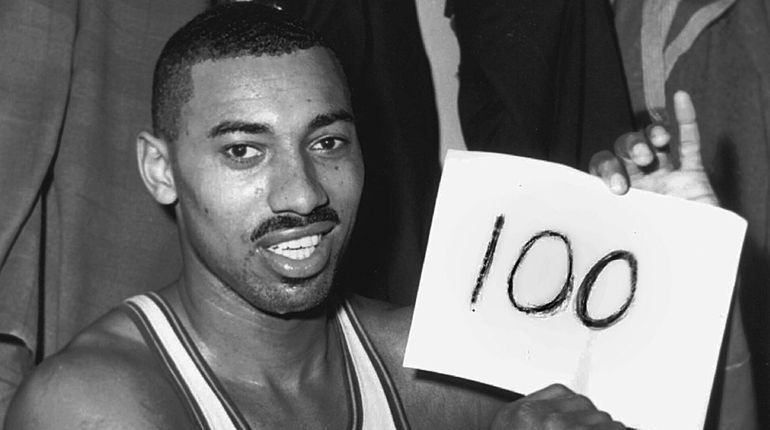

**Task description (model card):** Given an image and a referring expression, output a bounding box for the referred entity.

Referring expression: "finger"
[525,383,574,401]
[589,151,629,195]
[674,91,704,171]
[539,394,596,413]
[644,124,673,169]
[645,124,670,149]
[553,410,613,425]
[614,132,654,168]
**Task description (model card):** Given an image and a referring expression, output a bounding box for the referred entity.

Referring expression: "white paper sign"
[404,150,746,430]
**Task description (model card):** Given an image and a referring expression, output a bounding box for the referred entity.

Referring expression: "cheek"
[328,160,364,207]
[177,171,266,244]
[174,147,266,218]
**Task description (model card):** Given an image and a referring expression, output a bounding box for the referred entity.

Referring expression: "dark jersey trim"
[335,317,364,430]
[342,302,411,430]
[123,300,212,430]
[145,293,252,430]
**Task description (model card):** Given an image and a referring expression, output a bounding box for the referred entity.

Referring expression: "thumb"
[526,383,574,401]
[674,91,704,171]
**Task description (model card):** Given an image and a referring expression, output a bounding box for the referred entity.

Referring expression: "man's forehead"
[187,48,348,106]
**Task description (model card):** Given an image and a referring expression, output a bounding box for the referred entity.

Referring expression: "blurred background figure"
[450,0,634,170]
[0,2,203,422]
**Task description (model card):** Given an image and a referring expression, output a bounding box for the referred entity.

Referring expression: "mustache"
[250,207,341,243]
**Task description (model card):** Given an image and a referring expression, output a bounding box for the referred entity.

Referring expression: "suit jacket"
[452,0,634,170]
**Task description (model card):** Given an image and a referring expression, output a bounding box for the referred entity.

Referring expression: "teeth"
[268,234,321,260]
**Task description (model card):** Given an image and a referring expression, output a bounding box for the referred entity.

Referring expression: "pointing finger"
[674,91,704,171]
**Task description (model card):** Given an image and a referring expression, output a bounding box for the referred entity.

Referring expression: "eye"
[310,137,347,152]
[222,144,263,162]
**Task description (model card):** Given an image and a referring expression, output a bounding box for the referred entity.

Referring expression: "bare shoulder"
[347,294,412,359]
[347,295,517,429]
[5,308,187,430]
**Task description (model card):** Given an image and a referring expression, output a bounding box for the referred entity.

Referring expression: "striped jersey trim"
[145,293,252,429]
[335,318,364,430]
[124,294,246,430]
[339,301,411,430]
[124,294,409,429]
[124,300,212,430]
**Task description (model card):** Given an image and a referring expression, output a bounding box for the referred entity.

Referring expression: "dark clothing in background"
[0,3,197,422]
[0,0,440,421]
[616,0,767,427]
[452,0,634,170]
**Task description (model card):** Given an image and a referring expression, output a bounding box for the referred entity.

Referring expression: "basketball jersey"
[124,293,410,430]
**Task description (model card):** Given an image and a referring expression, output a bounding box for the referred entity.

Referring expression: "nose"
[267,151,329,215]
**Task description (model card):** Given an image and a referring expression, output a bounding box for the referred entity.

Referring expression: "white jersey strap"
[125,293,250,430]
[124,293,410,430]
[337,301,411,430]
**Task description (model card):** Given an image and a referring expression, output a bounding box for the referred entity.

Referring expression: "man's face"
[171,48,364,315]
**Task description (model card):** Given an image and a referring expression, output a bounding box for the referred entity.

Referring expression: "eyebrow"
[307,109,355,132]
[207,121,272,138]
[206,109,354,139]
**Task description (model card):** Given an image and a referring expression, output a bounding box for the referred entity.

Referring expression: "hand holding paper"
[491,384,625,429]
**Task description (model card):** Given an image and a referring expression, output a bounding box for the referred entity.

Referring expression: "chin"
[238,272,338,318]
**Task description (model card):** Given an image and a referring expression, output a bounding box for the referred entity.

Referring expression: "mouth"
[267,234,321,260]
[254,221,338,279]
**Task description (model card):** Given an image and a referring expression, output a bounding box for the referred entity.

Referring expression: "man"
[4,4,717,428]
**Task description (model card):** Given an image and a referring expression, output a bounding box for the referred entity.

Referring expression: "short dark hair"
[152,3,333,142]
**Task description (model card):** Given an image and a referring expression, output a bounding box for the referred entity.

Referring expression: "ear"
[136,131,177,205]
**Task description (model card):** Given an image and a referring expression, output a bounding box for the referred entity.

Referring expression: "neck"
[162,265,341,389]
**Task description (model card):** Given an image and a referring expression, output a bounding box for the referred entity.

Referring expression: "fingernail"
[632,144,652,163]
[610,174,625,193]
[650,126,669,146]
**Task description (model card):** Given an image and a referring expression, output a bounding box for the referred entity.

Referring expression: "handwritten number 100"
[470,215,638,330]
